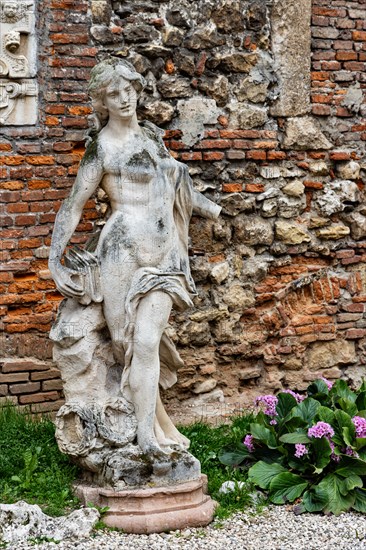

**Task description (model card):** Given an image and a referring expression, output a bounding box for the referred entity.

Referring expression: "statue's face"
[103,77,138,121]
[3,2,19,18]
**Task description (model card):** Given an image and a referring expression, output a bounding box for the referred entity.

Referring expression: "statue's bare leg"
[155,391,190,449]
[129,290,172,455]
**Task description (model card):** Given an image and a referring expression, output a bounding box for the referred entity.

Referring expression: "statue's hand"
[48,260,84,299]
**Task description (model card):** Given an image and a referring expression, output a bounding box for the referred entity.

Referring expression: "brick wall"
[0,0,365,414]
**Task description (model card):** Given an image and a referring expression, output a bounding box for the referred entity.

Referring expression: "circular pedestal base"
[75,475,217,534]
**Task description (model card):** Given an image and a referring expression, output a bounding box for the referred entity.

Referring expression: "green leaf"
[308,379,329,396]
[318,474,355,515]
[276,393,297,421]
[302,486,328,513]
[342,474,362,494]
[219,448,250,467]
[250,423,277,449]
[269,472,308,504]
[334,409,356,444]
[279,432,311,444]
[317,406,335,425]
[356,391,366,411]
[291,398,320,424]
[336,456,366,477]
[331,379,357,403]
[355,437,366,451]
[338,398,358,417]
[248,461,286,490]
[353,488,366,513]
[311,437,331,473]
[342,427,354,447]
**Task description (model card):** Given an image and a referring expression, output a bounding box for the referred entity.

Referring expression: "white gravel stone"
[6,505,366,550]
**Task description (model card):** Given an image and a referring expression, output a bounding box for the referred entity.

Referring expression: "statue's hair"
[87,58,146,132]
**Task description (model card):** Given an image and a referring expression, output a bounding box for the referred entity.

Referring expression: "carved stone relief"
[0,0,38,125]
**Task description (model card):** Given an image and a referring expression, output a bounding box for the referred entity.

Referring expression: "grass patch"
[180,413,266,518]
[0,402,261,519]
[0,402,79,516]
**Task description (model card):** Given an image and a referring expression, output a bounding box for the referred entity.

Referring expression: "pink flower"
[294,443,308,458]
[243,434,255,453]
[282,389,305,403]
[255,395,278,417]
[343,446,359,458]
[320,377,333,391]
[352,416,366,438]
[329,441,340,463]
[308,421,335,439]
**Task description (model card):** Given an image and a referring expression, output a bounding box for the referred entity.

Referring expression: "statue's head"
[3,1,19,19]
[88,58,146,130]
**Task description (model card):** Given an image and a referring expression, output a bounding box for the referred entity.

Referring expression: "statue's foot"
[138,433,170,457]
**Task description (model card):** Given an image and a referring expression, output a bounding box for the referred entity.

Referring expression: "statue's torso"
[96,132,181,270]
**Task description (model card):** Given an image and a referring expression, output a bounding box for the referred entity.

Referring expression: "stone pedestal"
[75,475,217,534]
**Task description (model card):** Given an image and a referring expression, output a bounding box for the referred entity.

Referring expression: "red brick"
[336,249,355,259]
[230,140,251,150]
[7,203,29,213]
[43,379,63,391]
[203,151,225,161]
[246,183,264,193]
[220,130,260,138]
[0,181,24,190]
[303,180,324,189]
[267,151,286,160]
[31,369,60,381]
[343,303,365,313]
[196,139,231,149]
[0,373,29,383]
[353,30,366,41]
[253,140,278,149]
[19,391,60,404]
[9,382,41,395]
[329,151,351,160]
[45,104,66,115]
[0,143,12,151]
[334,40,354,50]
[344,61,365,70]
[50,33,88,44]
[0,156,25,166]
[246,151,266,160]
[26,156,55,166]
[45,116,60,126]
[181,152,202,161]
[311,71,330,81]
[222,183,243,192]
[345,329,366,339]
[313,8,347,17]
[14,214,37,226]
[336,51,358,61]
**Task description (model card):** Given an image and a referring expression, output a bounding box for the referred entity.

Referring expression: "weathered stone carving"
[0,0,37,125]
[49,59,221,499]
[0,78,37,124]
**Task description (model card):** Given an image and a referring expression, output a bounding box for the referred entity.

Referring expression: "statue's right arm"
[48,143,104,298]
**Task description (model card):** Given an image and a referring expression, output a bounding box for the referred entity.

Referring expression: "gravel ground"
[7,506,366,550]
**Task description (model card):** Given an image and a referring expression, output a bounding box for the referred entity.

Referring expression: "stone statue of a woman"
[49,58,220,488]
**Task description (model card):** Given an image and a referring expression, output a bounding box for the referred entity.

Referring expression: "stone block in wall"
[270,0,311,116]
[0,79,38,125]
[0,0,38,125]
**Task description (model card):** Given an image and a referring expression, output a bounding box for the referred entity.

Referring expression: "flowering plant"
[219,378,366,515]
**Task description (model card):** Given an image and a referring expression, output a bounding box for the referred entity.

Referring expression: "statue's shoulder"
[82,134,103,165]
[139,120,165,141]
[139,120,170,158]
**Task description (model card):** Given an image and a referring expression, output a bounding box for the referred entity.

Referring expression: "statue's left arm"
[192,190,221,220]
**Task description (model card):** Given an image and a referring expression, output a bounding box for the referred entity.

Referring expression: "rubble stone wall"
[0,0,365,416]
